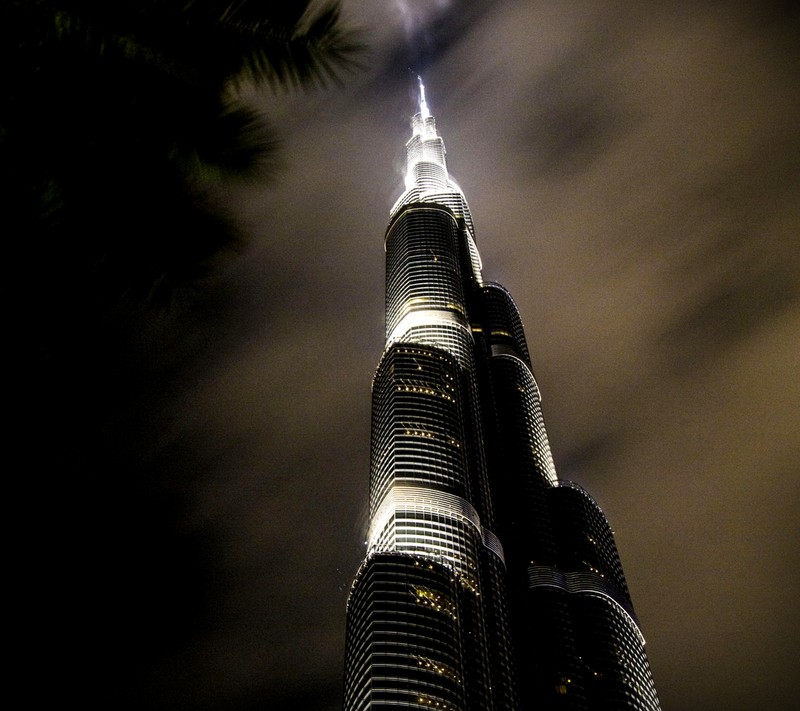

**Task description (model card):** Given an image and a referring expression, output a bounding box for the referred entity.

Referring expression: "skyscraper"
[344,80,661,711]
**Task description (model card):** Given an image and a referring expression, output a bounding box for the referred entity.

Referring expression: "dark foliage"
[1,2,361,708]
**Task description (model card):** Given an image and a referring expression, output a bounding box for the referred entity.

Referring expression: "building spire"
[418,75,430,119]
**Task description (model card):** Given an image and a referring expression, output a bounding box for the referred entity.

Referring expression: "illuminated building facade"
[343,81,661,711]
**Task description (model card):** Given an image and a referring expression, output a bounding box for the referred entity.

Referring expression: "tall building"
[344,80,661,711]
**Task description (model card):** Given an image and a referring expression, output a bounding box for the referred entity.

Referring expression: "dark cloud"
[661,236,799,370]
[355,0,500,112]
[520,90,633,176]
[377,0,497,78]
[555,430,627,494]
[655,133,800,370]
[513,19,643,177]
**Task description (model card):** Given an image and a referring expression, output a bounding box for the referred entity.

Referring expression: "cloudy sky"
[137,2,799,709]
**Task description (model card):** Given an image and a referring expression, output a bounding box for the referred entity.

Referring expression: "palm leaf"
[221,2,365,90]
[178,101,280,185]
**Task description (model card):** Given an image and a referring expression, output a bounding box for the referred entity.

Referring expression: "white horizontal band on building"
[387,308,473,347]
[527,565,645,646]
[369,484,505,565]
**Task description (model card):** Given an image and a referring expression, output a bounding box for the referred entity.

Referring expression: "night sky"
[113,2,800,709]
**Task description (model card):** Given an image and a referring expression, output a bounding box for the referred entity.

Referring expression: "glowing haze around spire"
[418,75,431,119]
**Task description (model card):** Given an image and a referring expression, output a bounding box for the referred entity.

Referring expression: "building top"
[391,77,482,281]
